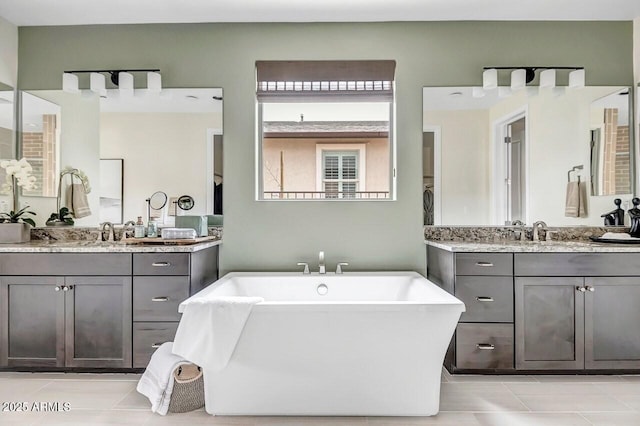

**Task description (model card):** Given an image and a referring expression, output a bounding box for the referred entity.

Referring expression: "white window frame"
[315,143,367,195]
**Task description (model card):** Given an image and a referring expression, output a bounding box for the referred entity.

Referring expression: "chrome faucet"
[532,221,548,242]
[318,251,326,274]
[296,262,310,274]
[336,262,349,274]
[100,222,115,242]
[511,220,526,241]
[120,220,136,240]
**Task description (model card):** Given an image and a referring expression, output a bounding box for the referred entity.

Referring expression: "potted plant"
[46,207,75,226]
[0,158,37,243]
[46,167,91,226]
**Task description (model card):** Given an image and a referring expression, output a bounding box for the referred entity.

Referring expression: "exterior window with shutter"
[322,151,359,199]
[256,60,395,201]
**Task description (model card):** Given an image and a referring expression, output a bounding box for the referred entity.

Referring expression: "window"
[256,60,396,201]
[322,151,359,198]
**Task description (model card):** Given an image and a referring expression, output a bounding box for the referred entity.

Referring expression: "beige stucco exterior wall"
[263,137,389,195]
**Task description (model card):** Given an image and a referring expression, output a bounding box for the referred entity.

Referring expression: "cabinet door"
[0,276,65,367]
[585,277,640,369]
[515,277,584,370]
[64,276,132,368]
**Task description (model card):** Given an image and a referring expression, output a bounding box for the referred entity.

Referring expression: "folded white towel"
[172,296,264,372]
[565,181,587,218]
[136,342,189,416]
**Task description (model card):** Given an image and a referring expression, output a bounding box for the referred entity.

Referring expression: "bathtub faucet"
[319,251,326,274]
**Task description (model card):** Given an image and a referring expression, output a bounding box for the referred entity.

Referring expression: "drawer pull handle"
[476,343,495,350]
[475,262,494,267]
[476,296,494,302]
[152,262,171,267]
[151,343,164,349]
[152,296,170,302]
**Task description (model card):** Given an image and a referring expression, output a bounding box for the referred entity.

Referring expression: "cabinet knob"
[476,296,495,302]
[585,286,595,292]
[576,286,586,292]
[151,296,169,302]
[152,262,171,267]
[476,343,495,350]
[54,286,61,292]
[62,286,72,292]
[475,262,494,267]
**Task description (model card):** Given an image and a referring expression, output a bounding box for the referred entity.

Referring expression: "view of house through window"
[256,60,395,200]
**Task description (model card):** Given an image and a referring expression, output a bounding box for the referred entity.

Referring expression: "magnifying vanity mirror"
[18,88,223,226]
[146,190,168,222]
[423,86,635,227]
[177,195,194,211]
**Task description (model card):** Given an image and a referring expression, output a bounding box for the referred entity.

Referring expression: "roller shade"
[256,60,395,102]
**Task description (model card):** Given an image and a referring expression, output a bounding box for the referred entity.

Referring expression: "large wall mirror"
[423,86,635,226]
[0,82,15,213]
[19,88,223,227]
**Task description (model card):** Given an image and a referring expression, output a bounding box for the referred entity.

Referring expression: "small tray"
[589,236,640,244]
[121,236,216,245]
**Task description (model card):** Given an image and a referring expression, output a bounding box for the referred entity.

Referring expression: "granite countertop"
[425,239,640,253]
[0,239,222,253]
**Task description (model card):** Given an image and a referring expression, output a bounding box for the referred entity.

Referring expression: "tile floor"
[0,369,639,425]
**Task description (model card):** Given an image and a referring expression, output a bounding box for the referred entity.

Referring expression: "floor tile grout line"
[502,382,533,413]
[110,387,138,410]
[576,412,597,425]
[607,393,640,413]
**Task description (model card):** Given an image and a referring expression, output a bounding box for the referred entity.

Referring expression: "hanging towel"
[172,296,264,372]
[66,183,91,218]
[136,342,191,416]
[565,181,587,218]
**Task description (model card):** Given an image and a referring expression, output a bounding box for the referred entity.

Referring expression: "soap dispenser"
[134,216,146,238]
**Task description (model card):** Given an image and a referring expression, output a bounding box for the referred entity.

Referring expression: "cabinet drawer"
[133,253,190,276]
[455,276,514,322]
[455,253,513,276]
[133,276,189,321]
[456,323,514,370]
[0,253,131,276]
[515,253,640,276]
[133,322,179,368]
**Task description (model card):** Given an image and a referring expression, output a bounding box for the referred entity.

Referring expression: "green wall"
[18,22,634,274]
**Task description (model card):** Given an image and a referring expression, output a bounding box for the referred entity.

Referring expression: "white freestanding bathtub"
[178,271,465,416]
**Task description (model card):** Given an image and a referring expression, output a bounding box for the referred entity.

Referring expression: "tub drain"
[317,283,328,295]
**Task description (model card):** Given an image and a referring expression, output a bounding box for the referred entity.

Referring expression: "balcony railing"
[263,191,390,200]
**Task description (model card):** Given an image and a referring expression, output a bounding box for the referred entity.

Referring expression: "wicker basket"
[167,364,205,413]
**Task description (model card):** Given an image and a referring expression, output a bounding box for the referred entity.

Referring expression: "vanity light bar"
[62,68,161,95]
[481,66,584,93]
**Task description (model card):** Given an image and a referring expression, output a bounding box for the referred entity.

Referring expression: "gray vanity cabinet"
[515,277,585,370]
[584,277,640,369]
[0,276,131,368]
[0,246,219,371]
[427,246,515,372]
[132,248,219,368]
[64,276,132,368]
[514,254,640,371]
[0,277,66,367]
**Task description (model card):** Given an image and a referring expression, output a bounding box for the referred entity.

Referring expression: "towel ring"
[55,168,91,213]
[567,165,584,182]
